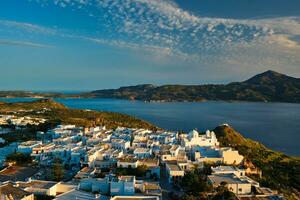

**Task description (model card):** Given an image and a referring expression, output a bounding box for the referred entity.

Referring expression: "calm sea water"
[1,98,300,156]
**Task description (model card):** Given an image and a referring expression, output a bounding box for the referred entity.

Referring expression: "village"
[0,114,284,200]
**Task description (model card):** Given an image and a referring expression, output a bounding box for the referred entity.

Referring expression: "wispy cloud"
[0,39,53,48]
[4,0,300,68]
[0,20,57,35]
[29,1,300,49]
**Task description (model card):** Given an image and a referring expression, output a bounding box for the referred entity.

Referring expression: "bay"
[1,98,300,156]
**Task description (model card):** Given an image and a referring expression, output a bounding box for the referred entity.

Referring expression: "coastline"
[1,97,300,157]
[2,95,300,105]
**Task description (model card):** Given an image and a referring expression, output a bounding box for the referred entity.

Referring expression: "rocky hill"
[89,70,300,103]
[213,124,300,199]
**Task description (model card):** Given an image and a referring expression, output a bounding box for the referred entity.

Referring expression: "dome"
[188,129,199,139]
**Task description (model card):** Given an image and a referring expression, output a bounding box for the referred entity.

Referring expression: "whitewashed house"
[17,141,42,154]
[133,148,152,159]
[110,176,135,196]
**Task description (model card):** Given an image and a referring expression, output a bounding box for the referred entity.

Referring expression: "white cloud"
[7,0,300,68]
[0,39,53,48]
[0,20,57,35]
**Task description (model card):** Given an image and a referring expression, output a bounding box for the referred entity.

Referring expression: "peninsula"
[89,70,300,103]
[1,70,300,103]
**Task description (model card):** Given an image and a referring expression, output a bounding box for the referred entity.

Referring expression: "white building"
[192,146,223,163]
[0,183,34,200]
[16,180,58,196]
[208,174,253,195]
[208,165,260,195]
[220,147,244,165]
[192,146,244,165]
[0,138,5,144]
[117,156,139,169]
[54,189,98,200]
[17,141,43,154]
[133,148,152,159]
[160,145,181,162]
[110,176,136,196]
[211,166,246,178]
[165,162,185,183]
[79,177,110,194]
[181,130,219,148]
[86,148,121,169]
[111,196,160,200]
[111,139,131,151]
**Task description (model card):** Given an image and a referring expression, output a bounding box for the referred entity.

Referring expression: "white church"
[180,129,220,148]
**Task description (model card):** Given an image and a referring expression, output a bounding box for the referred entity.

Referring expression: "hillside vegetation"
[213,125,300,199]
[89,70,300,103]
[1,70,300,103]
[0,99,158,130]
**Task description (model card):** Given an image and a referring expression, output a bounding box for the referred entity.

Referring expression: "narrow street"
[159,164,184,200]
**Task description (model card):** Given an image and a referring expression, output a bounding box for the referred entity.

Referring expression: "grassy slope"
[213,125,300,199]
[0,99,158,130]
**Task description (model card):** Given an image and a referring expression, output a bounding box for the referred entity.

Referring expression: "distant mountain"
[89,70,300,103]
[0,91,34,98]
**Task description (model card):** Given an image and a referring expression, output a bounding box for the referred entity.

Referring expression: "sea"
[1,97,300,156]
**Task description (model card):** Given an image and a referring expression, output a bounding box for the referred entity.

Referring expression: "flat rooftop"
[55,189,96,200]
[134,148,150,153]
[17,180,57,189]
[0,183,32,199]
[212,166,243,173]
[119,176,135,182]
[112,197,159,200]
[118,156,138,163]
[208,174,249,185]
[166,162,181,171]
[197,147,221,158]
[19,140,41,147]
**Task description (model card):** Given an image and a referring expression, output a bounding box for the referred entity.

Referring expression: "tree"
[180,169,212,196]
[6,152,32,165]
[51,158,64,181]
[116,165,149,177]
[212,182,236,200]
[34,194,54,200]
[135,165,148,177]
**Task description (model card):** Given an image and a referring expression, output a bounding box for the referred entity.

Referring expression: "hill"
[0,99,158,130]
[89,70,300,103]
[213,124,300,199]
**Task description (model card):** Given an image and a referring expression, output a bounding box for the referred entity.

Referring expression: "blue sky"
[0,0,300,90]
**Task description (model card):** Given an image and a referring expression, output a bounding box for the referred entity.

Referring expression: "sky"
[0,0,300,90]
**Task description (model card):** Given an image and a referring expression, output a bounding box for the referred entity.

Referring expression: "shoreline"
[1,96,300,105]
